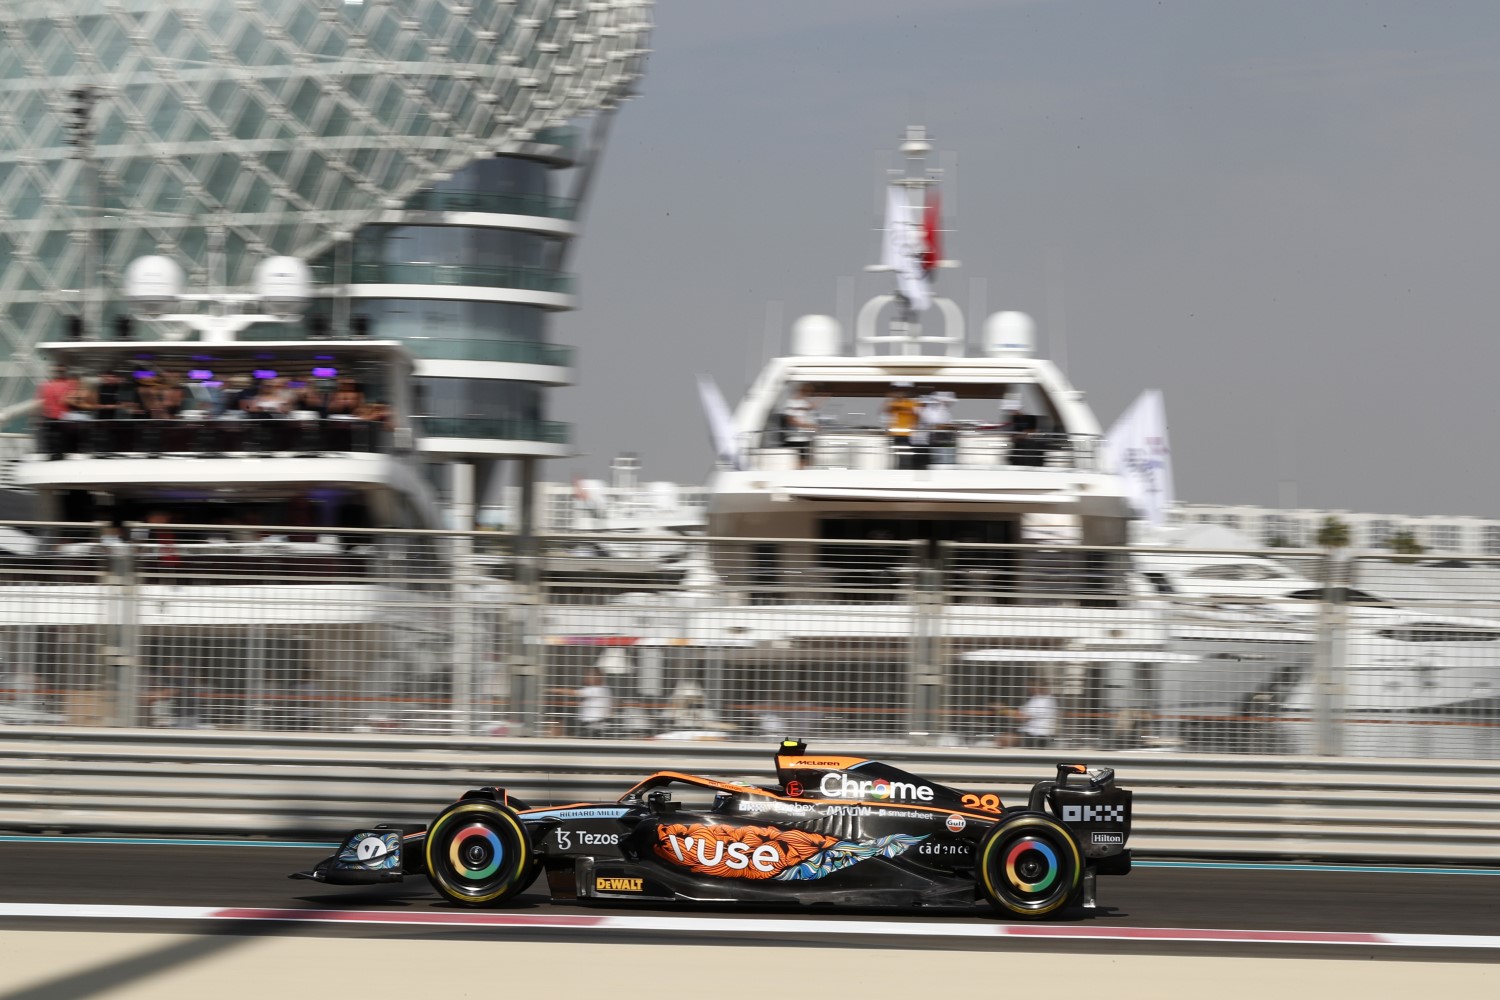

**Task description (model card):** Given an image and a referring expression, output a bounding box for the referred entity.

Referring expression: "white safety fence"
[2,522,1500,760]
[2,730,1498,862]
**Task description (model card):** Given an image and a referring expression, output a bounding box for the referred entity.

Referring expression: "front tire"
[976,812,1082,919]
[423,800,533,907]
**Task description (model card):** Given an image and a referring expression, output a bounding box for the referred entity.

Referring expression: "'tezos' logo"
[554,829,620,850]
[655,824,839,880]
[819,773,934,802]
[1091,832,1125,846]
[595,877,643,892]
[1063,804,1126,823]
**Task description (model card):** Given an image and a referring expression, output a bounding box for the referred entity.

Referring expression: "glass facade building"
[0,0,652,472]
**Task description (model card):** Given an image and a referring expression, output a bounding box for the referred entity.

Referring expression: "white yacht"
[1135,538,1500,715]
[541,128,1168,742]
[4,336,456,730]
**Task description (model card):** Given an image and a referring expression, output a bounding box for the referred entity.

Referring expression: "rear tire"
[423,800,533,907]
[976,812,1082,919]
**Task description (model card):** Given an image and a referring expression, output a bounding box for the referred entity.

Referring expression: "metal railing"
[414,417,570,442]
[2,729,1498,860]
[346,262,574,294]
[1,523,1499,762]
[741,428,1100,472]
[400,190,577,219]
[400,338,573,366]
[33,417,393,458]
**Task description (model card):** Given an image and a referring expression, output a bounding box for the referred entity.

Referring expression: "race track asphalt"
[0,838,1496,961]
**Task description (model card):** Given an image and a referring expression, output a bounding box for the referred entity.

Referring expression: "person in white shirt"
[920,390,956,465]
[779,384,819,467]
[995,680,1059,749]
[575,666,612,738]
[1017,684,1059,748]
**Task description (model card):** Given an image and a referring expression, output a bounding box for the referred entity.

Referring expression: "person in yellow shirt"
[884,381,919,469]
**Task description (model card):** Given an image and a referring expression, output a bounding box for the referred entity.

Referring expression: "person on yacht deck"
[884,381,919,469]
[779,384,819,468]
[922,390,957,466]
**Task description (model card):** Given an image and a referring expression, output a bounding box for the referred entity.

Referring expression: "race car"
[292,740,1132,919]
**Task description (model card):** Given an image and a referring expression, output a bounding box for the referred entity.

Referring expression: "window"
[1426,524,1460,551]
[1483,526,1500,557]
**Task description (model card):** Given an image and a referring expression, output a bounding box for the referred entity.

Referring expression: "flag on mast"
[1102,390,1174,528]
[696,374,743,471]
[922,189,941,273]
[881,184,932,312]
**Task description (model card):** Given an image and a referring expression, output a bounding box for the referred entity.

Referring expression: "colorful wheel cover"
[449,822,505,881]
[1003,836,1059,893]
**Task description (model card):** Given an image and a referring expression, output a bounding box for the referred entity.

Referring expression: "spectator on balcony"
[62,378,97,421]
[293,382,327,418]
[327,378,364,419]
[779,384,819,467]
[38,365,78,421]
[884,381,920,469]
[137,374,171,421]
[94,370,136,420]
[157,370,185,418]
[250,378,292,418]
[356,399,393,430]
[921,390,957,466]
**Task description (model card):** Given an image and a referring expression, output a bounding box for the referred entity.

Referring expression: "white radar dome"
[123,255,184,318]
[983,311,1035,358]
[791,314,842,357]
[253,256,312,320]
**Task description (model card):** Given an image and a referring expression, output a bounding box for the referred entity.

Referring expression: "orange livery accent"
[654,823,839,879]
[780,756,868,770]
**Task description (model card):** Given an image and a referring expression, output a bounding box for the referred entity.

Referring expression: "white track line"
[1,903,1497,950]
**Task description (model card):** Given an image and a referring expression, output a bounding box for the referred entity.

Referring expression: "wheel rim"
[1003,836,1060,895]
[449,822,505,882]
[427,806,527,902]
[980,818,1080,916]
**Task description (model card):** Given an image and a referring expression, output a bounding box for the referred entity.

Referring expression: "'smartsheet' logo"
[1063,804,1126,824]
[594,877,643,892]
[819,772,934,802]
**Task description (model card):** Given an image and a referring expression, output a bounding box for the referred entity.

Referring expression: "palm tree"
[1315,515,1350,549]
[1386,530,1424,555]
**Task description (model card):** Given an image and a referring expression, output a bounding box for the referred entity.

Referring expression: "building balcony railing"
[404,339,573,366]
[402,190,577,219]
[33,417,393,458]
[415,417,570,444]
[345,262,574,294]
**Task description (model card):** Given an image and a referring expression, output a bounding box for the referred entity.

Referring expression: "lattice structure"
[0,0,653,405]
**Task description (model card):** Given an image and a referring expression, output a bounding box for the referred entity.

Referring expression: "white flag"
[881,185,932,312]
[1102,390,1174,528]
[696,374,743,471]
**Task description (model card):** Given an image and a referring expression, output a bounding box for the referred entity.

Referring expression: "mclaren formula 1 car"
[292,740,1133,919]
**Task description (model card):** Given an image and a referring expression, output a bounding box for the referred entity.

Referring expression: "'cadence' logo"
[819,772,934,802]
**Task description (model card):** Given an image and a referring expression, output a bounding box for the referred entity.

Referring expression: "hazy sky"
[553,0,1500,518]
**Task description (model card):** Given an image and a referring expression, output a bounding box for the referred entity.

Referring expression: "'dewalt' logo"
[655,824,839,879]
[594,876,643,892]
